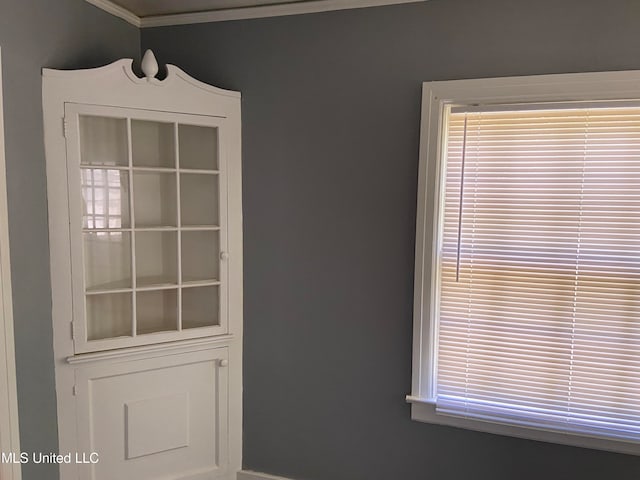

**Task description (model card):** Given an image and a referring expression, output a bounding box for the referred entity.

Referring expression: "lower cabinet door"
[74,347,229,480]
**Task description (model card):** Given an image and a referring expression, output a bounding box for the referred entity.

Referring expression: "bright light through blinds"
[436,106,640,441]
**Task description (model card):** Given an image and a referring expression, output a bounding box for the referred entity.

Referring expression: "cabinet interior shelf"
[86,279,221,295]
[181,225,220,231]
[179,169,220,175]
[80,166,220,174]
[82,226,220,232]
[86,287,132,296]
[135,282,179,291]
[182,280,221,288]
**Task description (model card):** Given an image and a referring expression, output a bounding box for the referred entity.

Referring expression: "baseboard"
[237,471,294,480]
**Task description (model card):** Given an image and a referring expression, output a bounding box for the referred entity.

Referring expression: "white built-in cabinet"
[43,51,242,480]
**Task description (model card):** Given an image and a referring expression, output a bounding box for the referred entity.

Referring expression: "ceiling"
[85,0,426,27]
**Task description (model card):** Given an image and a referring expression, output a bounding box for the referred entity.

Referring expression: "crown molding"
[84,0,426,28]
[141,0,426,27]
[84,0,141,27]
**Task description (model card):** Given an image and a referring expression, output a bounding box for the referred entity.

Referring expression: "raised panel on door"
[74,348,229,480]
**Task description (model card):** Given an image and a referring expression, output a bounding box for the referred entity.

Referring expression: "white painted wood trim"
[237,471,294,480]
[408,397,640,457]
[167,65,241,99]
[84,0,141,27]
[83,0,427,27]
[66,334,235,364]
[0,46,22,480]
[42,59,240,100]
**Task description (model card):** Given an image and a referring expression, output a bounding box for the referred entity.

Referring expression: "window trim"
[409,70,640,456]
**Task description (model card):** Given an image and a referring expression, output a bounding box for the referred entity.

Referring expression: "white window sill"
[406,396,640,456]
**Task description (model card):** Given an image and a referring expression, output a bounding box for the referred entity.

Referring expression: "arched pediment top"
[42,51,240,100]
[164,64,240,99]
[43,58,135,80]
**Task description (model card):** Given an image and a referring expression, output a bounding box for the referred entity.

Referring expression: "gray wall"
[143,0,640,479]
[0,1,139,478]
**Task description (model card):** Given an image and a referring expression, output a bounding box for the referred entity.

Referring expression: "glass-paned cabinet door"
[66,103,228,353]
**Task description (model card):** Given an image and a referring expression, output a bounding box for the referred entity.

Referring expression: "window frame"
[408,70,640,456]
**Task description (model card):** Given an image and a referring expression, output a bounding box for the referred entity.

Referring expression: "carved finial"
[141,49,159,80]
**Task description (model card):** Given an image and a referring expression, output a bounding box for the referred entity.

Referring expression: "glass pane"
[181,231,219,283]
[86,292,132,340]
[182,286,219,329]
[133,171,177,227]
[131,120,175,168]
[179,125,218,170]
[180,174,219,226]
[81,169,130,229]
[84,232,132,290]
[79,116,128,167]
[135,231,178,287]
[136,289,178,335]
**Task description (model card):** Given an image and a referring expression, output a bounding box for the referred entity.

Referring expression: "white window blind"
[436,106,640,442]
